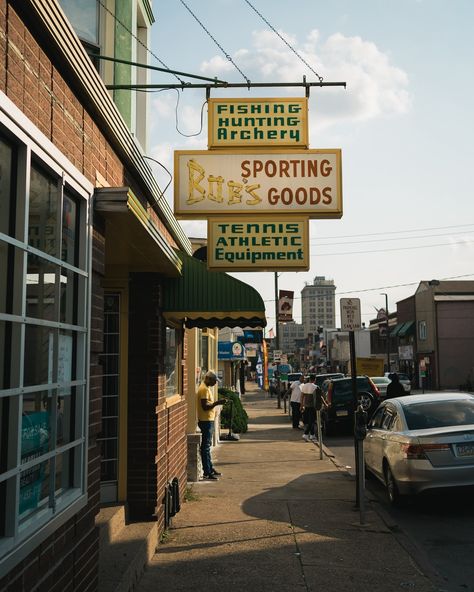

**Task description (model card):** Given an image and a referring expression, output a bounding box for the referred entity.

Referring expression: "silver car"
[370,376,391,398]
[364,393,474,504]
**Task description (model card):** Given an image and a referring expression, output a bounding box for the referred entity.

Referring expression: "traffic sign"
[340,298,362,331]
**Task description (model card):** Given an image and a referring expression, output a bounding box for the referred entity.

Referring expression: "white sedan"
[364,393,474,504]
[370,376,391,398]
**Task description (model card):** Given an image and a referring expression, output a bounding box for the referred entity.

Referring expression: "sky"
[145,0,474,333]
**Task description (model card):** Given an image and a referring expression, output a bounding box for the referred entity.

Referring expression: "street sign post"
[340,298,362,331]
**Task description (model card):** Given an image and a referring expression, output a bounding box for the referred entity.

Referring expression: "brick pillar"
[127,273,161,519]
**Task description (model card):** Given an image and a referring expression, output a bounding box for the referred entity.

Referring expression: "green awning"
[390,323,404,337]
[162,251,267,329]
[398,321,415,337]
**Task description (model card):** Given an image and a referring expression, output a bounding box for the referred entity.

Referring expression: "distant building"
[280,322,305,355]
[301,276,336,335]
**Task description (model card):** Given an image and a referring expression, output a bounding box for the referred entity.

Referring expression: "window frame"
[0,93,93,573]
[164,323,183,398]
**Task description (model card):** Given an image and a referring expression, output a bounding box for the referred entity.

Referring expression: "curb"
[323,442,445,591]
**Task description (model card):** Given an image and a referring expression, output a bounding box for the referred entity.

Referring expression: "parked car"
[320,376,381,435]
[384,372,411,394]
[370,376,391,398]
[315,372,345,388]
[364,393,474,505]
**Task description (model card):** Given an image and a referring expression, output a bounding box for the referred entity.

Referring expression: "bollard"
[316,410,323,460]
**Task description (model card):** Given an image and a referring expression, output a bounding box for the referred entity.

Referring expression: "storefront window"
[165,326,181,397]
[0,106,92,569]
[29,164,60,258]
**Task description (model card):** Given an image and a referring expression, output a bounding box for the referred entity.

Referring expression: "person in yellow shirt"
[197,370,227,481]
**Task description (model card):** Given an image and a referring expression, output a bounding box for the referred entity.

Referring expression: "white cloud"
[199,28,412,129]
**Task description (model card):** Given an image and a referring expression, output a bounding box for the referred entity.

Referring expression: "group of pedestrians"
[289,374,325,442]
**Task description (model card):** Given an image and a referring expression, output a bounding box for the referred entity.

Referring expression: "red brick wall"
[128,274,188,524]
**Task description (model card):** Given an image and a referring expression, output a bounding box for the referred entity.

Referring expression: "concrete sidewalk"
[135,383,437,592]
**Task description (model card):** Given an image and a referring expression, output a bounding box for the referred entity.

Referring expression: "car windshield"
[397,373,410,381]
[403,399,474,430]
[372,377,389,384]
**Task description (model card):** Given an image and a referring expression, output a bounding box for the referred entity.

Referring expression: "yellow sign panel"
[356,357,385,377]
[208,98,308,149]
[207,216,310,272]
[174,149,342,219]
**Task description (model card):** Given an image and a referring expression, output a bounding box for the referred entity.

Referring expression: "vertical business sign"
[278,290,294,322]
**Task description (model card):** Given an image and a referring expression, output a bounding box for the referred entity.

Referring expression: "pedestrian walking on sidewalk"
[300,375,320,441]
[385,372,406,399]
[289,375,303,428]
[197,370,227,480]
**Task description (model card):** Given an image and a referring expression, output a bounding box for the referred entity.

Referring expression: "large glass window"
[165,326,179,397]
[0,115,91,569]
[59,0,99,45]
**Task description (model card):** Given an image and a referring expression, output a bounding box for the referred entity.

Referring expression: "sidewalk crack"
[287,501,311,592]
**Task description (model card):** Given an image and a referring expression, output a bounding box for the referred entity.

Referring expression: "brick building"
[0,1,265,589]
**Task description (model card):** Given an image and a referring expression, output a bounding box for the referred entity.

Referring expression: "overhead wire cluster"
[94,0,474,313]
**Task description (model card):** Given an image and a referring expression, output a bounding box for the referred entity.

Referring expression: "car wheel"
[357,391,374,413]
[384,463,401,505]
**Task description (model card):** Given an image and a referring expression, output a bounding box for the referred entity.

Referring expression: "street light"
[380,293,390,373]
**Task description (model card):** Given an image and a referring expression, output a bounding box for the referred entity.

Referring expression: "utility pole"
[274,272,281,409]
[380,293,390,373]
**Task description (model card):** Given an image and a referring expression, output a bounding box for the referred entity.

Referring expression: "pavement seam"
[286,501,311,592]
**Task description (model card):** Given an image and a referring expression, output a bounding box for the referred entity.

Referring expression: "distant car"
[385,372,411,394]
[315,372,345,388]
[370,376,391,398]
[287,372,303,385]
[364,393,474,505]
[320,376,381,435]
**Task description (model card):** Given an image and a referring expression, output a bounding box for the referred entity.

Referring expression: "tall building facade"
[301,276,336,336]
[280,322,305,355]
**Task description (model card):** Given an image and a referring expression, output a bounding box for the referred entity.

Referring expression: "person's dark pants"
[290,402,301,428]
[198,420,215,476]
[303,407,316,436]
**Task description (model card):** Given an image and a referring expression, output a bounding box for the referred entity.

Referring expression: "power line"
[313,222,474,241]
[310,229,474,247]
[179,0,251,84]
[243,0,324,82]
[262,272,474,305]
[311,239,473,258]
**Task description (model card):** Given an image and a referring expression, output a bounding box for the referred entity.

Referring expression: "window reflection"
[62,193,77,265]
[26,255,57,322]
[0,136,14,237]
[19,459,51,521]
[24,326,53,387]
[60,268,77,325]
[165,327,178,397]
[28,165,59,257]
[59,0,99,45]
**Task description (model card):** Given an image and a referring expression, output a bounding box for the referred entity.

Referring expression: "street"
[326,434,474,592]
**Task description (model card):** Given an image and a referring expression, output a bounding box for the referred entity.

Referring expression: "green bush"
[219,388,248,433]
